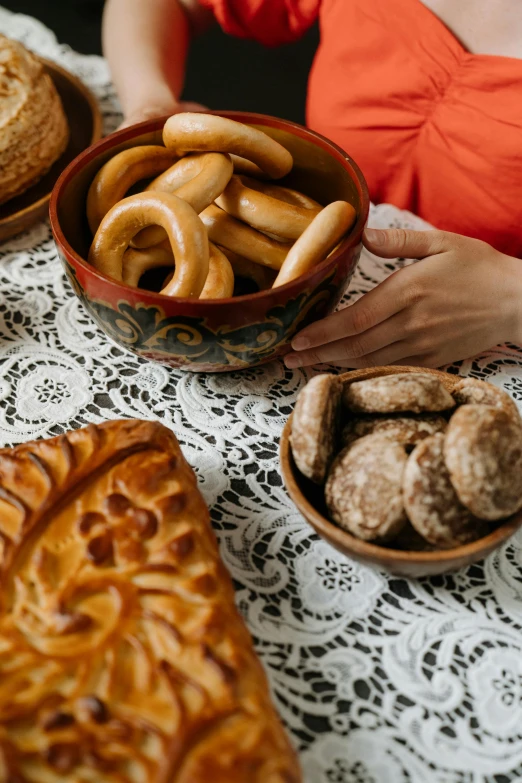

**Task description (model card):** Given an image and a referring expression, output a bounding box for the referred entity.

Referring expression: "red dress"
[200,0,522,257]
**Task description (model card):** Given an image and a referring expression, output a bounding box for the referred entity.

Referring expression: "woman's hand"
[284,228,522,369]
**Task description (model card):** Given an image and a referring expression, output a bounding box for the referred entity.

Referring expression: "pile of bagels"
[87,113,356,299]
[290,372,522,550]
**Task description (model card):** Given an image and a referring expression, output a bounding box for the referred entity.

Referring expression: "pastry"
[444,404,522,520]
[325,434,408,541]
[343,373,455,414]
[0,420,300,782]
[290,373,341,484]
[452,377,520,420]
[0,34,69,205]
[342,414,447,449]
[403,433,487,548]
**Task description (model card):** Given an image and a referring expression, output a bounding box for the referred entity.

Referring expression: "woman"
[103,0,522,369]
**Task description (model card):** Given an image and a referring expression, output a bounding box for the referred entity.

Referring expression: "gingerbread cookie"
[453,377,520,420]
[290,374,341,484]
[444,404,522,520]
[342,414,447,449]
[403,433,487,548]
[392,522,436,552]
[325,434,408,541]
[343,373,455,414]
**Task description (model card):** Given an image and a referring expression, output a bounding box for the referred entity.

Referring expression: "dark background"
[4,0,319,124]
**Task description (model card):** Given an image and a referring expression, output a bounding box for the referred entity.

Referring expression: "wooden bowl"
[0,58,102,243]
[280,366,522,577]
[49,112,369,373]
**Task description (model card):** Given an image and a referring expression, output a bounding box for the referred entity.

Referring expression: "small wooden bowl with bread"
[280,366,522,577]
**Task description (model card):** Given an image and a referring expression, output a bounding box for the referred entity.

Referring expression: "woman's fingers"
[363,227,455,259]
[285,313,410,368]
[292,279,405,352]
[287,340,425,370]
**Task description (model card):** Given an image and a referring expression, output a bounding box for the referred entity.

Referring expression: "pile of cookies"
[290,372,522,550]
[86,113,356,299]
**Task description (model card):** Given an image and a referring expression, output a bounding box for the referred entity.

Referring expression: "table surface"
[3,8,522,782]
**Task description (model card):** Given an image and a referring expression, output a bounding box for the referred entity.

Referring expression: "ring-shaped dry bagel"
[218,246,277,291]
[195,242,235,299]
[124,240,234,299]
[240,177,322,211]
[230,154,268,179]
[88,192,209,298]
[272,201,357,287]
[215,175,321,240]
[131,152,234,249]
[200,204,291,270]
[163,113,293,179]
[122,241,174,288]
[86,145,177,235]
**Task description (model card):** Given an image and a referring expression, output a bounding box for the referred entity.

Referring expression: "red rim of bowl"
[49,110,370,307]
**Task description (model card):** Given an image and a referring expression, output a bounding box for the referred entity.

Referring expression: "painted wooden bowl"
[49,112,369,372]
[280,366,522,577]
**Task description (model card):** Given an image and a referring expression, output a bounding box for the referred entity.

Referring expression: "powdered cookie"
[403,433,487,548]
[453,377,520,421]
[343,373,455,414]
[290,374,341,484]
[342,414,447,449]
[445,405,522,520]
[325,434,407,541]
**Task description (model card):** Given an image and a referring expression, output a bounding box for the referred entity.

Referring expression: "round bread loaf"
[444,404,522,520]
[325,433,407,541]
[452,377,519,420]
[0,34,69,205]
[290,374,341,484]
[403,433,487,548]
[343,373,455,414]
[342,414,447,449]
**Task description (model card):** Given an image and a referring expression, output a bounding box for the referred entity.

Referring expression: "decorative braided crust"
[0,419,300,783]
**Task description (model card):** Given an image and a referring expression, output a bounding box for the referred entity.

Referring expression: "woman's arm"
[102,0,212,127]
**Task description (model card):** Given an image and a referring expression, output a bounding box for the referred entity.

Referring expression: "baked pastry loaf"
[0,420,300,783]
[0,34,69,205]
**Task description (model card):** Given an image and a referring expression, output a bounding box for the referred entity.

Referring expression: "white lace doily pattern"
[3,8,522,781]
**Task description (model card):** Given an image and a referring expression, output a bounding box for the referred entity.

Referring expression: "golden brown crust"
[162,113,293,179]
[0,420,300,783]
[0,34,69,205]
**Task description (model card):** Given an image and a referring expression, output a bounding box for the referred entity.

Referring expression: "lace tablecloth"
[3,8,522,782]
